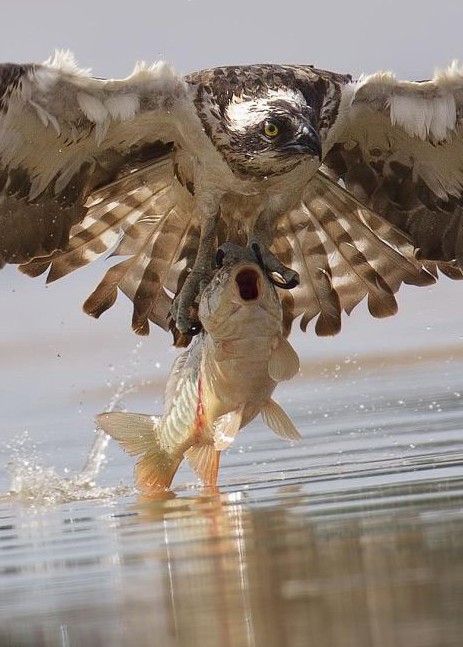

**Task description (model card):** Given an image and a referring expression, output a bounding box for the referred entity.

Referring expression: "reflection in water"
[2,483,463,647]
[2,346,463,646]
[132,491,463,647]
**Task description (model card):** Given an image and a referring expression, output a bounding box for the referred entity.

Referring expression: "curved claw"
[171,285,200,335]
[266,272,299,290]
[251,242,299,290]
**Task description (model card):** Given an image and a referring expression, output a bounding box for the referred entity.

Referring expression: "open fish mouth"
[234,266,262,302]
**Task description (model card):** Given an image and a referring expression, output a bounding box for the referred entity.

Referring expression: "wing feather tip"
[83,288,118,319]
[18,260,50,278]
[43,49,92,77]
[132,319,150,336]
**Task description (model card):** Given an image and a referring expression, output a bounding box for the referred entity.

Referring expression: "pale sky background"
[1,0,463,444]
[0,0,462,78]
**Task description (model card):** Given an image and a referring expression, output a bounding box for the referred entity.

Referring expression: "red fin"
[184,444,220,486]
[135,451,183,494]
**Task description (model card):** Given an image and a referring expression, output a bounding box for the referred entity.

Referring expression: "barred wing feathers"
[274,172,435,336]
[0,50,193,267]
[22,166,436,339]
[0,53,450,341]
[324,62,463,276]
[22,154,199,335]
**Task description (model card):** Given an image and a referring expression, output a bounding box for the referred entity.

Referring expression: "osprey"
[1,51,462,340]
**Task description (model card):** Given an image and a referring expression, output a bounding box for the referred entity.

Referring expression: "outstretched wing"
[0,50,196,267]
[272,171,435,336]
[1,56,454,342]
[22,153,200,336]
[0,51,203,335]
[322,61,463,276]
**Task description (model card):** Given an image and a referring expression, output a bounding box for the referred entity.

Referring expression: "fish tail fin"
[134,449,183,493]
[184,444,220,486]
[96,412,182,492]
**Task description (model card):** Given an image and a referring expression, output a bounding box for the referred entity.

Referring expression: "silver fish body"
[97,248,300,493]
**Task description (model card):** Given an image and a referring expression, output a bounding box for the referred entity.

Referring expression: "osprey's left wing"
[0,51,200,334]
[272,171,435,336]
[322,62,463,276]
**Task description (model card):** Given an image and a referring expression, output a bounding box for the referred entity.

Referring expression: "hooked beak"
[283,123,322,160]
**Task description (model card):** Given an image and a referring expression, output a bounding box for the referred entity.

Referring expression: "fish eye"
[263,120,280,138]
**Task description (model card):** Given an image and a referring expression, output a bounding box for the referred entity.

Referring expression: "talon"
[170,300,202,344]
[172,295,199,334]
[172,270,211,334]
[267,272,299,290]
[250,242,299,290]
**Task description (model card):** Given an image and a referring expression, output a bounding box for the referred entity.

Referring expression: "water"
[1,269,463,646]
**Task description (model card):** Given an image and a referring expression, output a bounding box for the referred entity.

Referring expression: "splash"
[82,341,148,480]
[3,342,147,506]
[3,431,134,506]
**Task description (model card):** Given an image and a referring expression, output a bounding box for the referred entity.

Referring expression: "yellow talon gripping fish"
[97,245,300,493]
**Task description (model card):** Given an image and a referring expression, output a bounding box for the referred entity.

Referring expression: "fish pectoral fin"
[97,412,181,493]
[184,444,220,486]
[261,399,301,441]
[213,406,244,450]
[96,412,160,456]
[268,338,300,382]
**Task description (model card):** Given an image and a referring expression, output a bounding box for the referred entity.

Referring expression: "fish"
[97,244,300,493]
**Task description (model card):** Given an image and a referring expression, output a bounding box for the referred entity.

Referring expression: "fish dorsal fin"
[96,412,160,456]
[213,406,244,450]
[261,399,301,441]
[268,338,300,382]
[184,444,220,486]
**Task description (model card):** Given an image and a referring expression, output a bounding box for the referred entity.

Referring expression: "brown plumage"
[2,52,463,340]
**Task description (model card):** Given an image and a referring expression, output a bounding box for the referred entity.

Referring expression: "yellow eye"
[263,121,279,138]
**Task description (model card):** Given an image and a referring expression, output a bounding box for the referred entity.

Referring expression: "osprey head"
[200,87,322,178]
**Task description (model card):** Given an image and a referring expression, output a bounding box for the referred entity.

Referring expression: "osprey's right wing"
[0,50,197,263]
[0,51,201,335]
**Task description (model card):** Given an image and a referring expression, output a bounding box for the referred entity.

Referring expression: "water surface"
[1,269,463,646]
